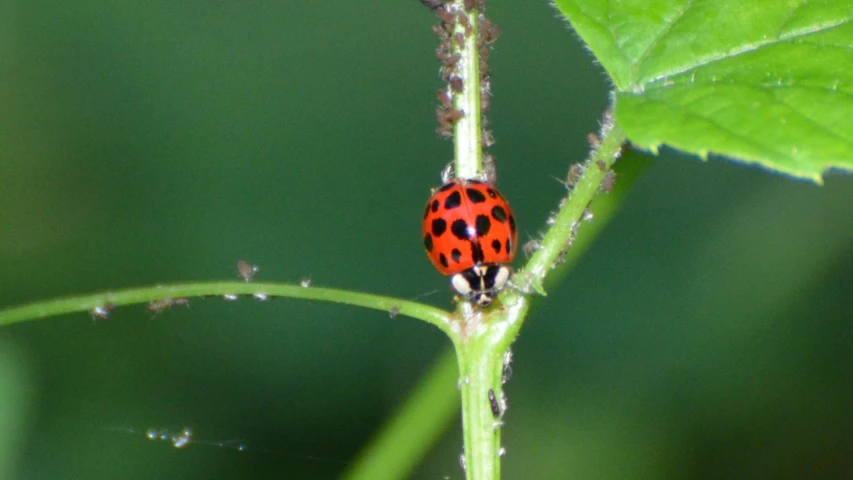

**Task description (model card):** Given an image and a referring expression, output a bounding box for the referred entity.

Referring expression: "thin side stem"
[513,117,626,298]
[0,282,454,336]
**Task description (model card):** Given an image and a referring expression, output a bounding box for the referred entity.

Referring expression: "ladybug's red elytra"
[422,180,517,307]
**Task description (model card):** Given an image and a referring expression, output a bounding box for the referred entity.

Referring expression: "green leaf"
[553,0,853,182]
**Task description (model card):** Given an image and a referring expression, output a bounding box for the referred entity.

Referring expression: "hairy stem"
[451,2,483,179]
[0,282,453,336]
[455,110,626,480]
[513,113,625,298]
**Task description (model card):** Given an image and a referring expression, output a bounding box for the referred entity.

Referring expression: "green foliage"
[553,0,853,182]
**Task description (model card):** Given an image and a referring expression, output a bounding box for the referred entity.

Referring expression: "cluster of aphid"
[426,0,499,147]
[519,113,621,270]
[88,261,314,321]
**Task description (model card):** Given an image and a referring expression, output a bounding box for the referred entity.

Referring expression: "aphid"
[481,129,495,147]
[522,239,541,258]
[147,298,190,314]
[89,303,114,321]
[237,261,258,282]
[502,349,513,384]
[431,23,449,39]
[488,389,501,418]
[437,107,464,128]
[422,179,517,307]
[300,277,312,288]
[567,164,583,186]
[222,294,238,301]
[252,293,269,301]
[440,163,455,184]
[482,154,497,184]
[444,53,461,70]
[587,132,601,148]
[601,171,616,193]
[437,88,453,109]
[389,306,400,318]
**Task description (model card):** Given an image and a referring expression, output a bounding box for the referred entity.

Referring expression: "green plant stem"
[454,114,626,480]
[456,332,507,480]
[451,1,483,180]
[513,119,626,297]
[343,349,459,480]
[0,282,453,335]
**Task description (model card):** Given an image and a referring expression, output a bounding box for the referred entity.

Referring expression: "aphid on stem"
[147,298,190,314]
[90,303,114,321]
[237,260,258,282]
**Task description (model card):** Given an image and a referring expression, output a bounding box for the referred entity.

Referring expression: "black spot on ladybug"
[471,242,485,264]
[432,218,447,237]
[506,238,512,255]
[451,219,470,240]
[438,183,455,192]
[451,248,462,263]
[509,215,516,234]
[475,215,491,236]
[491,205,507,223]
[491,239,502,254]
[486,188,498,199]
[431,199,440,213]
[444,191,462,210]
[466,188,486,203]
[439,253,449,268]
[424,234,434,252]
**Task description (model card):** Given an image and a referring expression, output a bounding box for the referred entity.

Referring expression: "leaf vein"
[648,15,853,84]
[632,0,695,81]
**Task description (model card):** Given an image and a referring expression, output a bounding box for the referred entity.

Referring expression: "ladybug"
[422,179,517,307]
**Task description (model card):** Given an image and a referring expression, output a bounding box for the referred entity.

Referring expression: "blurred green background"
[1,1,852,479]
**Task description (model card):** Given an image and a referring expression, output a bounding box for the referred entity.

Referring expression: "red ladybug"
[422,180,517,306]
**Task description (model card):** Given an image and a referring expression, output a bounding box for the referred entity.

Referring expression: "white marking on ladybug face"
[450,264,512,307]
[451,273,474,296]
[492,266,510,291]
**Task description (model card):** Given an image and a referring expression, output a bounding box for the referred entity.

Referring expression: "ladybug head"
[450,264,511,307]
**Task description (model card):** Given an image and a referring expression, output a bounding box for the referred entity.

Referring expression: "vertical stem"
[451,1,482,179]
[457,337,504,480]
